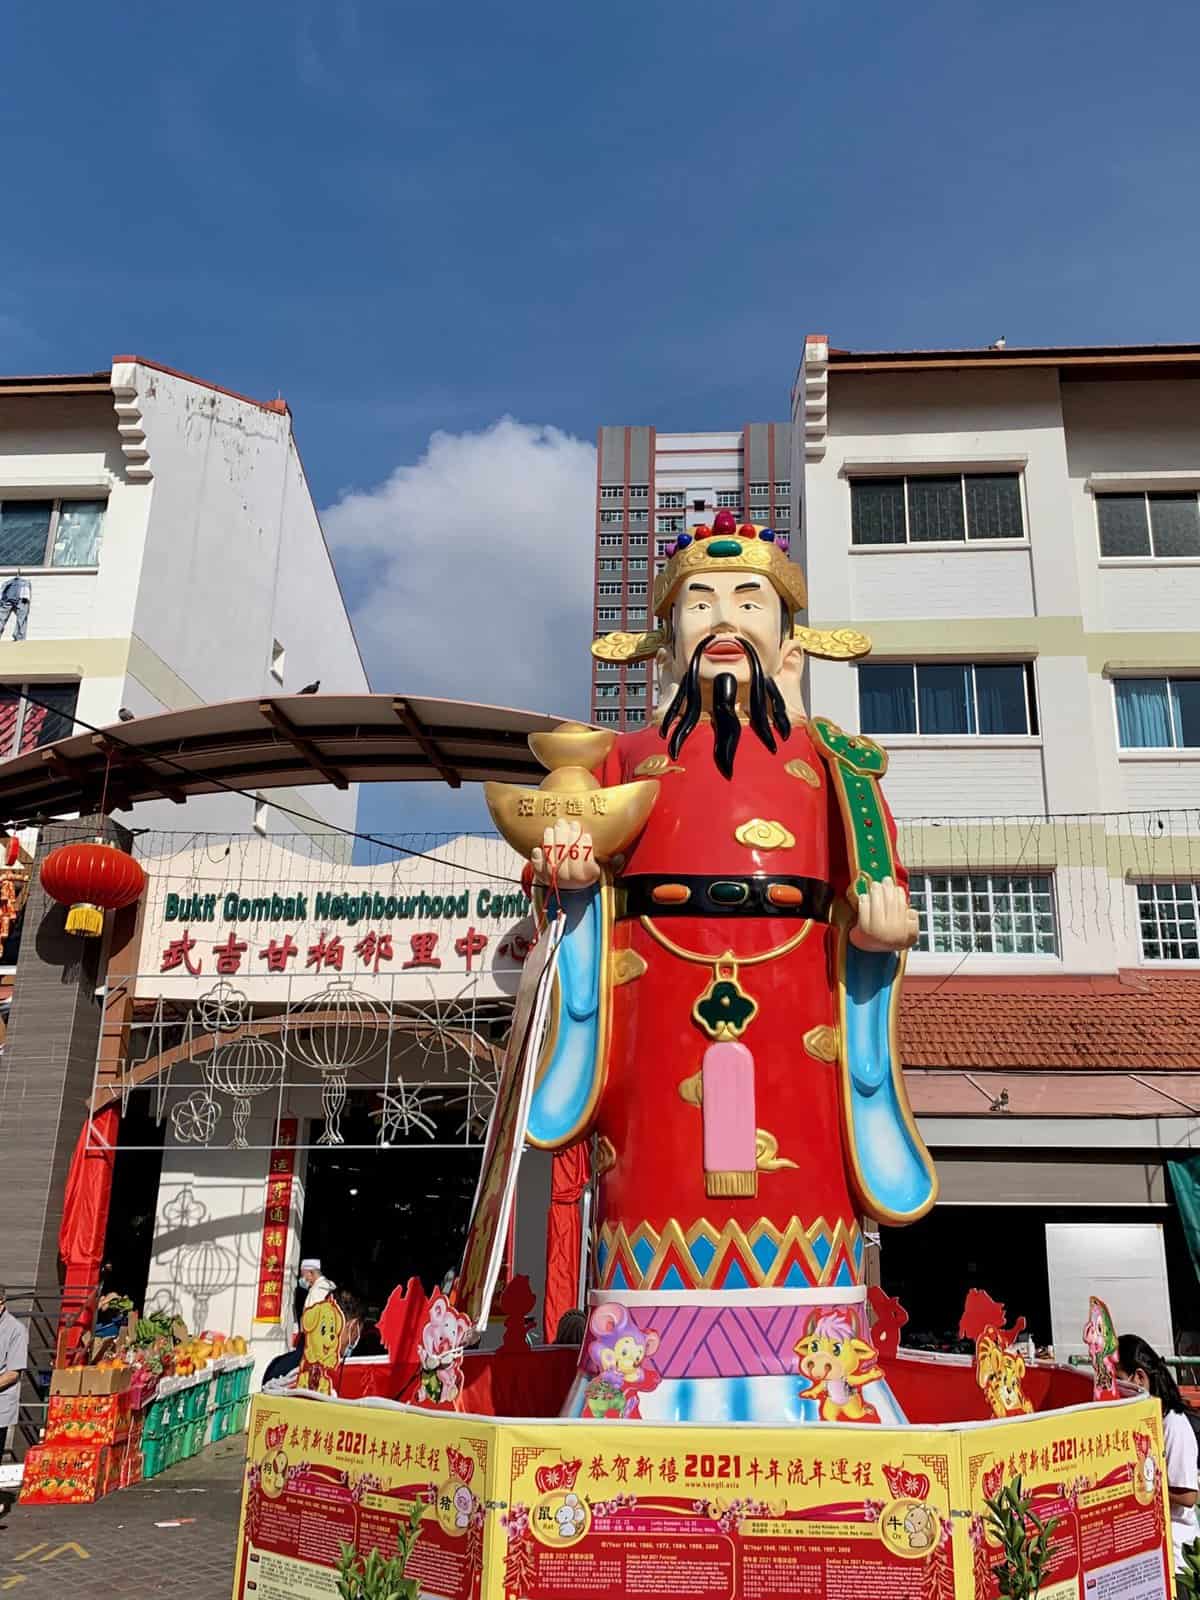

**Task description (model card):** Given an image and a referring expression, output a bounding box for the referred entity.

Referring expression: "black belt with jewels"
[614,874,834,921]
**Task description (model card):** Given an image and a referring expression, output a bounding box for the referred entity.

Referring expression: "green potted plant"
[336,1504,426,1600]
[1178,1538,1200,1598]
[983,1475,1058,1600]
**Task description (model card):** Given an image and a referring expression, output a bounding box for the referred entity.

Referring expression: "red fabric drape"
[543,1143,589,1342]
[57,1108,119,1351]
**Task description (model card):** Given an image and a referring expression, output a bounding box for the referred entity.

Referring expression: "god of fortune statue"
[486,512,937,1422]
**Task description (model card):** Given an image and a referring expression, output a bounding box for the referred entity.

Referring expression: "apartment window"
[0,498,106,568]
[628,582,648,598]
[595,661,620,675]
[270,639,285,685]
[659,491,685,510]
[851,474,1024,545]
[599,510,624,526]
[654,559,666,574]
[629,510,648,528]
[625,710,646,725]
[0,681,78,754]
[594,684,620,699]
[596,709,619,725]
[626,684,646,701]
[1137,882,1200,961]
[1096,492,1200,559]
[628,558,647,573]
[657,516,683,534]
[598,558,623,573]
[1113,676,1200,749]
[627,536,648,551]
[748,482,769,500]
[774,481,791,497]
[774,505,790,524]
[598,534,623,548]
[910,872,1057,955]
[600,485,624,502]
[716,491,741,509]
[859,661,1038,736]
[596,607,621,623]
[597,583,622,597]
[629,485,649,502]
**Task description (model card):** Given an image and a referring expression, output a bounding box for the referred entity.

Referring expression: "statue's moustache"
[660,634,791,779]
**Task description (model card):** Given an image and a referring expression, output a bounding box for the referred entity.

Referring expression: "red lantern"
[40,840,146,937]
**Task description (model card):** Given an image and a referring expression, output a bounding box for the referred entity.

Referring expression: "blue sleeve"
[840,942,938,1223]
[526,887,606,1149]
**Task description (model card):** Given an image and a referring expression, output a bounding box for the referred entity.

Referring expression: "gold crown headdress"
[591,511,871,664]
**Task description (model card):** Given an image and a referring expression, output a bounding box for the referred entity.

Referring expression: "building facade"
[597,343,1200,1353]
[591,423,793,728]
[0,356,368,844]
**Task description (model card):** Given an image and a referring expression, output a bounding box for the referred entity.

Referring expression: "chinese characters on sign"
[254,1118,298,1324]
[160,925,504,977]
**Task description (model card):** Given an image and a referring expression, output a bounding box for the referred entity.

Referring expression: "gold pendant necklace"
[638,916,812,1041]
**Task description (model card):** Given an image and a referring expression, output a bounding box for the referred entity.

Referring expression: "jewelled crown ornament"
[591,509,871,665]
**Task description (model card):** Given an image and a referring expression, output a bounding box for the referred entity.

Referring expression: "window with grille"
[1097,492,1200,559]
[910,871,1057,955]
[659,491,685,509]
[627,582,648,598]
[595,661,620,675]
[598,534,623,548]
[627,536,648,551]
[1136,882,1200,960]
[774,481,790,497]
[595,709,619,724]
[748,482,769,499]
[599,510,624,525]
[598,558,622,572]
[629,510,648,528]
[657,516,683,534]
[628,558,647,572]
[597,607,621,623]
[594,684,620,699]
[629,485,648,501]
[851,474,1024,544]
[716,491,742,508]
[0,498,107,568]
[859,661,1038,736]
[774,505,790,524]
[0,682,78,755]
[625,710,646,725]
[1114,677,1200,748]
[597,582,622,597]
[600,485,624,502]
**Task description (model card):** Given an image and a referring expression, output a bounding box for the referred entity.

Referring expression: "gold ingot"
[527,721,614,773]
[540,766,599,794]
[734,818,796,852]
[484,777,659,864]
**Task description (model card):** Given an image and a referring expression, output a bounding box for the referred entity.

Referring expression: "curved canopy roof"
[0,693,567,822]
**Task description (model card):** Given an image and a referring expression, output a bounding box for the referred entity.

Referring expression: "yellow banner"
[232,1393,1172,1600]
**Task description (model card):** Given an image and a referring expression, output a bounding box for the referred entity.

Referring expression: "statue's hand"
[849,876,919,952]
[531,819,602,890]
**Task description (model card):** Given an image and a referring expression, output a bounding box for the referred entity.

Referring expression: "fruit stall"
[20,1312,254,1506]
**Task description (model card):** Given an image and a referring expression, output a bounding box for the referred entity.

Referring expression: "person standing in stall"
[1115,1333,1199,1577]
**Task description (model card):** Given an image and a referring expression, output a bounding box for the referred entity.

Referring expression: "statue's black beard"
[659,634,791,779]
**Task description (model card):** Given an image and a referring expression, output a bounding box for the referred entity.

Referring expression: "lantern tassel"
[65,902,104,937]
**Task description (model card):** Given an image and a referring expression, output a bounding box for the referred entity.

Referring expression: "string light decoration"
[203,1036,284,1148]
[285,977,387,1145]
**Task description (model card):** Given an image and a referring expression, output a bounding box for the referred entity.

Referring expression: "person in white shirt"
[1116,1333,1199,1576]
[299,1259,335,1311]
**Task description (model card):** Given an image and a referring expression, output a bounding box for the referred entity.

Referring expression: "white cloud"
[323,417,597,718]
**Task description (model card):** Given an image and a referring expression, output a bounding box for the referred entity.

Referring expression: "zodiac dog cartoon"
[795,1307,883,1423]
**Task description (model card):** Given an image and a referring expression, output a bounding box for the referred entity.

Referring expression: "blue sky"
[4,0,1199,839]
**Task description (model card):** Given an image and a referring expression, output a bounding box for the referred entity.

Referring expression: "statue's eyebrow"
[734,580,764,593]
[686,582,715,594]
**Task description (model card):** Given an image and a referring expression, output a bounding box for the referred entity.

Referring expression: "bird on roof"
[991,336,1007,349]
[117,707,135,722]
[298,680,320,695]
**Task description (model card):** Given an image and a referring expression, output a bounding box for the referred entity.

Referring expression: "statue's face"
[669,570,785,688]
